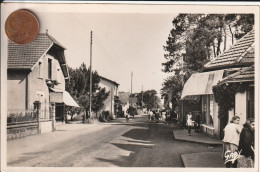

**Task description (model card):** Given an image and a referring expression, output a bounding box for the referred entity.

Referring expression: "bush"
[127,106,138,116]
[7,110,37,123]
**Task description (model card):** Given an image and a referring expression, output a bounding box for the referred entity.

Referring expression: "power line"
[68,13,112,60]
[62,13,106,56]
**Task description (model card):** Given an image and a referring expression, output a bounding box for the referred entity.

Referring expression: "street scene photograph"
[1,3,258,171]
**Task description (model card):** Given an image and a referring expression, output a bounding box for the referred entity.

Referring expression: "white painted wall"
[228,108,235,124]
[99,78,118,119]
[235,92,247,125]
[213,98,219,135]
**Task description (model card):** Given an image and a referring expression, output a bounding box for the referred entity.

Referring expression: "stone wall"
[7,123,38,140]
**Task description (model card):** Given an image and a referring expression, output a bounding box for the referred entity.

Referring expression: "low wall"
[7,120,53,140]
[7,122,38,140]
[41,120,52,133]
[201,124,215,136]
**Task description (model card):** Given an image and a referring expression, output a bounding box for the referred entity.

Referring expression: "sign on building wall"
[50,92,63,103]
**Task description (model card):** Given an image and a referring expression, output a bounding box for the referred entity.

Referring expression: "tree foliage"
[160,75,183,111]
[65,63,110,117]
[136,90,160,110]
[162,14,254,74]
[161,14,254,113]
[114,96,123,117]
[212,82,249,120]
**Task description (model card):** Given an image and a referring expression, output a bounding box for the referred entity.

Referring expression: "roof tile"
[205,30,255,70]
[8,33,65,70]
[219,66,254,84]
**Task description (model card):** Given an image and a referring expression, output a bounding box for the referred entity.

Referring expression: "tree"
[136,90,160,110]
[65,63,110,120]
[114,96,123,117]
[162,14,254,74]
[161,75,183,111]
[127,106,137,116]
[161,14,254,115]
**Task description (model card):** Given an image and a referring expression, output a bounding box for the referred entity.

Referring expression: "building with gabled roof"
[7,32,79,136]
[99,76,119,119]
[181,29,255,139]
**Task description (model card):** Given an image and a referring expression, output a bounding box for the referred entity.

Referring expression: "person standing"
[195,112,201,132]
[162,110,166,123]
[125,109,129,123]
[149,110,153,122]
[222,116,242,168]
[186,112,193,136]
[237,118,255,168]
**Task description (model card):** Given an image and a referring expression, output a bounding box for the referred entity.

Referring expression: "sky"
[2,3,258,96]
[37,9,177,95]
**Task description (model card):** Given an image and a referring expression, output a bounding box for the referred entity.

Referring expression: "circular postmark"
[5,9,39,44]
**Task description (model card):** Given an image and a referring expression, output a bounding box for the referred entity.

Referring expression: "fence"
[7,103,53,140]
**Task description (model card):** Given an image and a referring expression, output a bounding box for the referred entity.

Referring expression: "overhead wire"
[68,13,113,60]
[61,12,114,72]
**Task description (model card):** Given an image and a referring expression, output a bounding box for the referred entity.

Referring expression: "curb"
[172,131,223,145]
[181,152,225,167]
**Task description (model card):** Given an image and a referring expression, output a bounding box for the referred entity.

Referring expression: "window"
[38,61,42,78]
[48,59,52,79]
[247,87,254,119]
[202,95,213,126]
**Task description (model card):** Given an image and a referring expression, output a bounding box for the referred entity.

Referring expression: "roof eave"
[203,62,254,72]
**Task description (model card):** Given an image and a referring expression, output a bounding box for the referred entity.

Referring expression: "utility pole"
[141,85,143,113]
[181,56,184,127]
[130,71,133,107]
[89,31,93,119]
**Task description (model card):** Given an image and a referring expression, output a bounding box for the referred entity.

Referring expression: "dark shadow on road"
[96,154,135,167]
[96,116,222,167]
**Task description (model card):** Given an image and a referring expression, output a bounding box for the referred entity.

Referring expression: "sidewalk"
[181,152,225,167]
[173,129,223,145]
[173,129,225,168]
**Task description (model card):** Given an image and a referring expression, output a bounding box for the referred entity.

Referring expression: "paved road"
[7,115,221,167]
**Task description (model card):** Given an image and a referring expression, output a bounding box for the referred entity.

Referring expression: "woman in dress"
[186,112,193,136]
[222,116,242,168]
[237,118,255,168]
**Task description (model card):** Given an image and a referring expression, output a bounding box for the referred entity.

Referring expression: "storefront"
[181,70,224,136]
[217,65,255,126]
[49,88,79,122]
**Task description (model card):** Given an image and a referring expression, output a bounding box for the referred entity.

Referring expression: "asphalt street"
[7,114,222,167]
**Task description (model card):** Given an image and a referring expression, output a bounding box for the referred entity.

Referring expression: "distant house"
[181,29,254,138]
[118,92,130,116]
[7,33,79,134]
[99,76,119,119]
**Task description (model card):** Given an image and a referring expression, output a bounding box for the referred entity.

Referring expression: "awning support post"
[51,103,56,132]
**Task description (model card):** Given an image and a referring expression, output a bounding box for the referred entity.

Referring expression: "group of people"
[148,109,169,123]
[186,112,201,136]
[185,112,255,168]
[222,116,255,168]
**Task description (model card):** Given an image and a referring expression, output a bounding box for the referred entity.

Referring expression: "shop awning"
[181,70,224,100]
[50,88,80,107]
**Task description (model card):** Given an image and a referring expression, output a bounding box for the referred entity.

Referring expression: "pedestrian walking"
[149,110,153,122]
[161,110,166,123]
[125,110,129,123]
[186,112,193,136]
[237,118,255,168]
[222,116,242,168]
